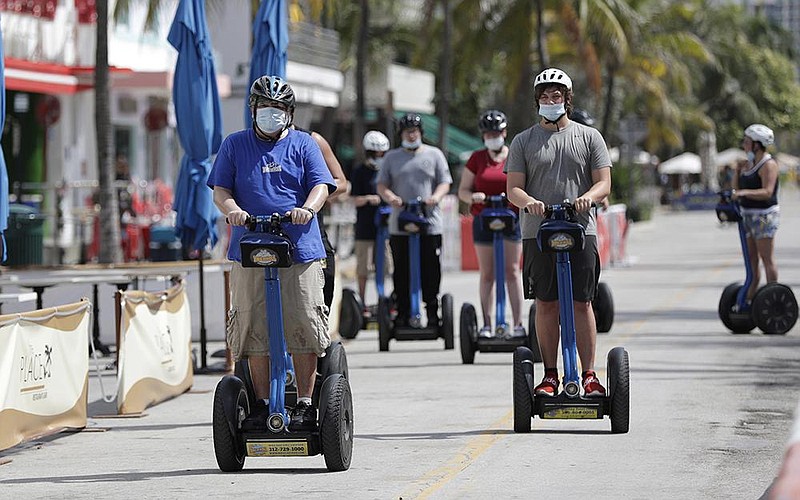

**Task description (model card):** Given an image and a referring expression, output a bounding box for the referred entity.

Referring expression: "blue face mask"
[746,150,755,163]
[255,107,288,134]
[539,103,566,122]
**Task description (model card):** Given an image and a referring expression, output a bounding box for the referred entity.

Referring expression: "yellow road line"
[400,411,513,499]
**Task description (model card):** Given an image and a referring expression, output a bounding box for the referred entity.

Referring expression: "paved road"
[2,187,800,499]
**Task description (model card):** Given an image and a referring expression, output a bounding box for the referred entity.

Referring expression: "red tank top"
[465,149,516,216]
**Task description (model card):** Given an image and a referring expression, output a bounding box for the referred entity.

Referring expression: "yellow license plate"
[246,441,309,457]
[543,407,599,419]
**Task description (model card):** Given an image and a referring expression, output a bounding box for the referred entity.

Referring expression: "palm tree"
[94,0,121,264]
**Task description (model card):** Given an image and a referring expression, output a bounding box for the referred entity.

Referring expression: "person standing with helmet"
[351,130,393,306]
[505,68,612,398]
[732,123,781,302]
[207,75,336,431]
[377,112,453,328]
[457,110,525,338]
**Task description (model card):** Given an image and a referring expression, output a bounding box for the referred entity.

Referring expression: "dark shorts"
[472,215,522,245]
[522,235,600,302]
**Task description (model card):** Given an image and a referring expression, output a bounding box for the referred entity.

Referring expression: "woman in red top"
[457,110,524,338]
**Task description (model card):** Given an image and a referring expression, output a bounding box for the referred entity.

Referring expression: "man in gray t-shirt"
[505,67,612,399]
[377,112,453,328]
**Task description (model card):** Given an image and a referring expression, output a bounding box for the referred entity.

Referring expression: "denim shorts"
[742,209,780,239]
[472,215,522,245]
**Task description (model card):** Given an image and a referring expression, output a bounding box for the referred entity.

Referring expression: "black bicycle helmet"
[570,108,595,127]
[249,75,296,112]
[478,110,508,133]
[398,112,423,133]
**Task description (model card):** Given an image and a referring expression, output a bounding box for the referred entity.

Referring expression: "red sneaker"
[534,373,559,396]
[582,371,606,397]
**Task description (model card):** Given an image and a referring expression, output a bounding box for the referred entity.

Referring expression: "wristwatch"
[303,206,316,218]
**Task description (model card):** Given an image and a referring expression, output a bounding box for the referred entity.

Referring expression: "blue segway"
[716,191,797,334]
[340,205,392,339]
[378,199,454,352]
[513,201,629,434]
[212,213,353,472]
[460,194,539,364]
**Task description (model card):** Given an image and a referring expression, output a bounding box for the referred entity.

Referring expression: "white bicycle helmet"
[534,68,573,91]
[744,124,774,146]
[363,130,390,152]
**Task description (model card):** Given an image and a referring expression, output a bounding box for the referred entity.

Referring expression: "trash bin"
[149,225,182,262]
[6,203,45,266]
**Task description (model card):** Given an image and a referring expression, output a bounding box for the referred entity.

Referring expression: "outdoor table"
[13,275,132,356]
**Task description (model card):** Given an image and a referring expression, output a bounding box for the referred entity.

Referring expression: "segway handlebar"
[523,200,597,216]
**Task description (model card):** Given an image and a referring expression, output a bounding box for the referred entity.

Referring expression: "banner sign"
[117,283,193,414]
[0,301,91,451]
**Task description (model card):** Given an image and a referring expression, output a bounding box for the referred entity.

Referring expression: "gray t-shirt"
[505,122,612,238]
[376,145,453,235]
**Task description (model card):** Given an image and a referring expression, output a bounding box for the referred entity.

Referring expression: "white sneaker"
[511,325,526,338]
[478,325,493,338]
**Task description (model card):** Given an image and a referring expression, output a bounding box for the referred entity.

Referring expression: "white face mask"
[539,103,566,122]
[402,138,422,150]
[746,150,755,163]
[484,136,505,151]
[255,107,288,134]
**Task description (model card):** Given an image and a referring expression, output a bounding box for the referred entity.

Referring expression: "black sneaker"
[290,400,317,431]
[241,399,269,432]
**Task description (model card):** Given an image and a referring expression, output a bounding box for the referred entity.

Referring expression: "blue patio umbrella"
[0,18,9,263]
[244,0,289,128]
[167,0,223,371]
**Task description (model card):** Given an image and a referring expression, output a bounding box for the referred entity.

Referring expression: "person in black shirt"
[350,131,392,306]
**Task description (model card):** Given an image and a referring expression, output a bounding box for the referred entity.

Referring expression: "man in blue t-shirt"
[207,76,336,432]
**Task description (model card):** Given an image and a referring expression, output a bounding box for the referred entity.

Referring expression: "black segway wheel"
[339,288,363,339]
[320,374,354,472]
[459,303,477,364]
[752,283,798,335]
[593,282,614,334]
[527,302,542,363]
[513,346,534,433]
[718,282,755,334]
[212,375,248,472]
[314,341,350,408]
[607,347,630,434]
[441,293,455,350]
[378,296,392,352]
[234,359,256,412]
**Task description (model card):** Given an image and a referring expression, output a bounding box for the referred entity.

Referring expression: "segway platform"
[394,325,440,340]
[535,393,608,420]
[475,335,528,353]
[242,429,322,457]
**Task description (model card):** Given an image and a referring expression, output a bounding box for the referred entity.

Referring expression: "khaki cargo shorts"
[355,239,393,278]
[227,260,331,359]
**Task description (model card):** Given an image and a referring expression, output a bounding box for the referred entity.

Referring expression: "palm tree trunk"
[535,0,548,69]
[601,63,617,139]
[354,0,369,162]
[438,0,452,160]
[95,0,122,263]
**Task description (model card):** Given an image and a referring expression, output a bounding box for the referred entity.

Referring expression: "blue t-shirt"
[207,128,336,263]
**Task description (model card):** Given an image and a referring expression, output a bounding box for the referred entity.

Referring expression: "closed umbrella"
[0,19,9,262]
[167,0,223,372]
[244,0,289,128]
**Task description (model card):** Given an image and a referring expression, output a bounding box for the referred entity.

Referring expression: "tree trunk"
[510,0,535,135]
[95,0,122,263]
[535,0,548,69]
[354,0,369,163]
[601,64,616,139]
[438,0,452,161]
